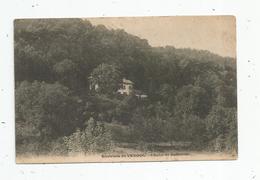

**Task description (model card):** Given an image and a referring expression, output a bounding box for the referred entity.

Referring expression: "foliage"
[130,103,171,143]
[89,63,121,95]
[15,81,81,153]
[114,94,139,124]
[14,19,237,155]
[205,105,237,151]
[63,117,114,154]
[175,85,211,118]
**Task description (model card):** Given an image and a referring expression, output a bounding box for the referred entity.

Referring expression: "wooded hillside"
[15,19,237,155]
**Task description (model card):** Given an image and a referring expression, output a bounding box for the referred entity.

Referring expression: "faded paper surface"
[88,16,236,58]
[15,16,237,163]
[17,152,237,164]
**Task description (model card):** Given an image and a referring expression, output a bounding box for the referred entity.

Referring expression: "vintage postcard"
[15,16,237,163]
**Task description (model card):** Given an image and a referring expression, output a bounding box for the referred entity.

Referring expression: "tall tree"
[89,63,121,96]
[16,81,81,146]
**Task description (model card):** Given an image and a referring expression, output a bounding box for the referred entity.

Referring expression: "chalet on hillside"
[117,78,147,98]
[89,77,147,98]
[117,78,134,95]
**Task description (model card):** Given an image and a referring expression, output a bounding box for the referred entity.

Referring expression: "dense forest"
[15,19,237,155]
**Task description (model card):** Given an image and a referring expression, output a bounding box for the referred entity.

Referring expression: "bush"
[49,137,69,155]
[107,123,135,143]
[16,81,81,147]
[63,118,114,154]
[205,106,237,152]
[130,103,170,143]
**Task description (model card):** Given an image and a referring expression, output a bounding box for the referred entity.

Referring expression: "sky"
[88,16,236,58]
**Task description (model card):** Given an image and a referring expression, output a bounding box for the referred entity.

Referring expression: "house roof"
[122,78,134,84]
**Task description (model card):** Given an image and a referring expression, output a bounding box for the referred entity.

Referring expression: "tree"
[53,59,80,89]
[180,114,207,147]
[63,117,114,154]
[16,81,81,153]
[114,94,139,124]
[206,105,237,142]
[130,103,170,143]
[175,85,211,118]
[14,18,237,154]
[89,63,121,95]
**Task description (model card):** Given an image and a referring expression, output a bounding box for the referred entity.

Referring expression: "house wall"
[118,84,133,95]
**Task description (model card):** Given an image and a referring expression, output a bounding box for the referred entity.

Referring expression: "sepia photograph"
[14,16,237,163]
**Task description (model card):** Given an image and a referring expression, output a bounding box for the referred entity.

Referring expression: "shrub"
[49,137,69,155]
[107,123,135,143]
[205,106,237,152]
[63,118,114,154]
[15,81,81,147]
